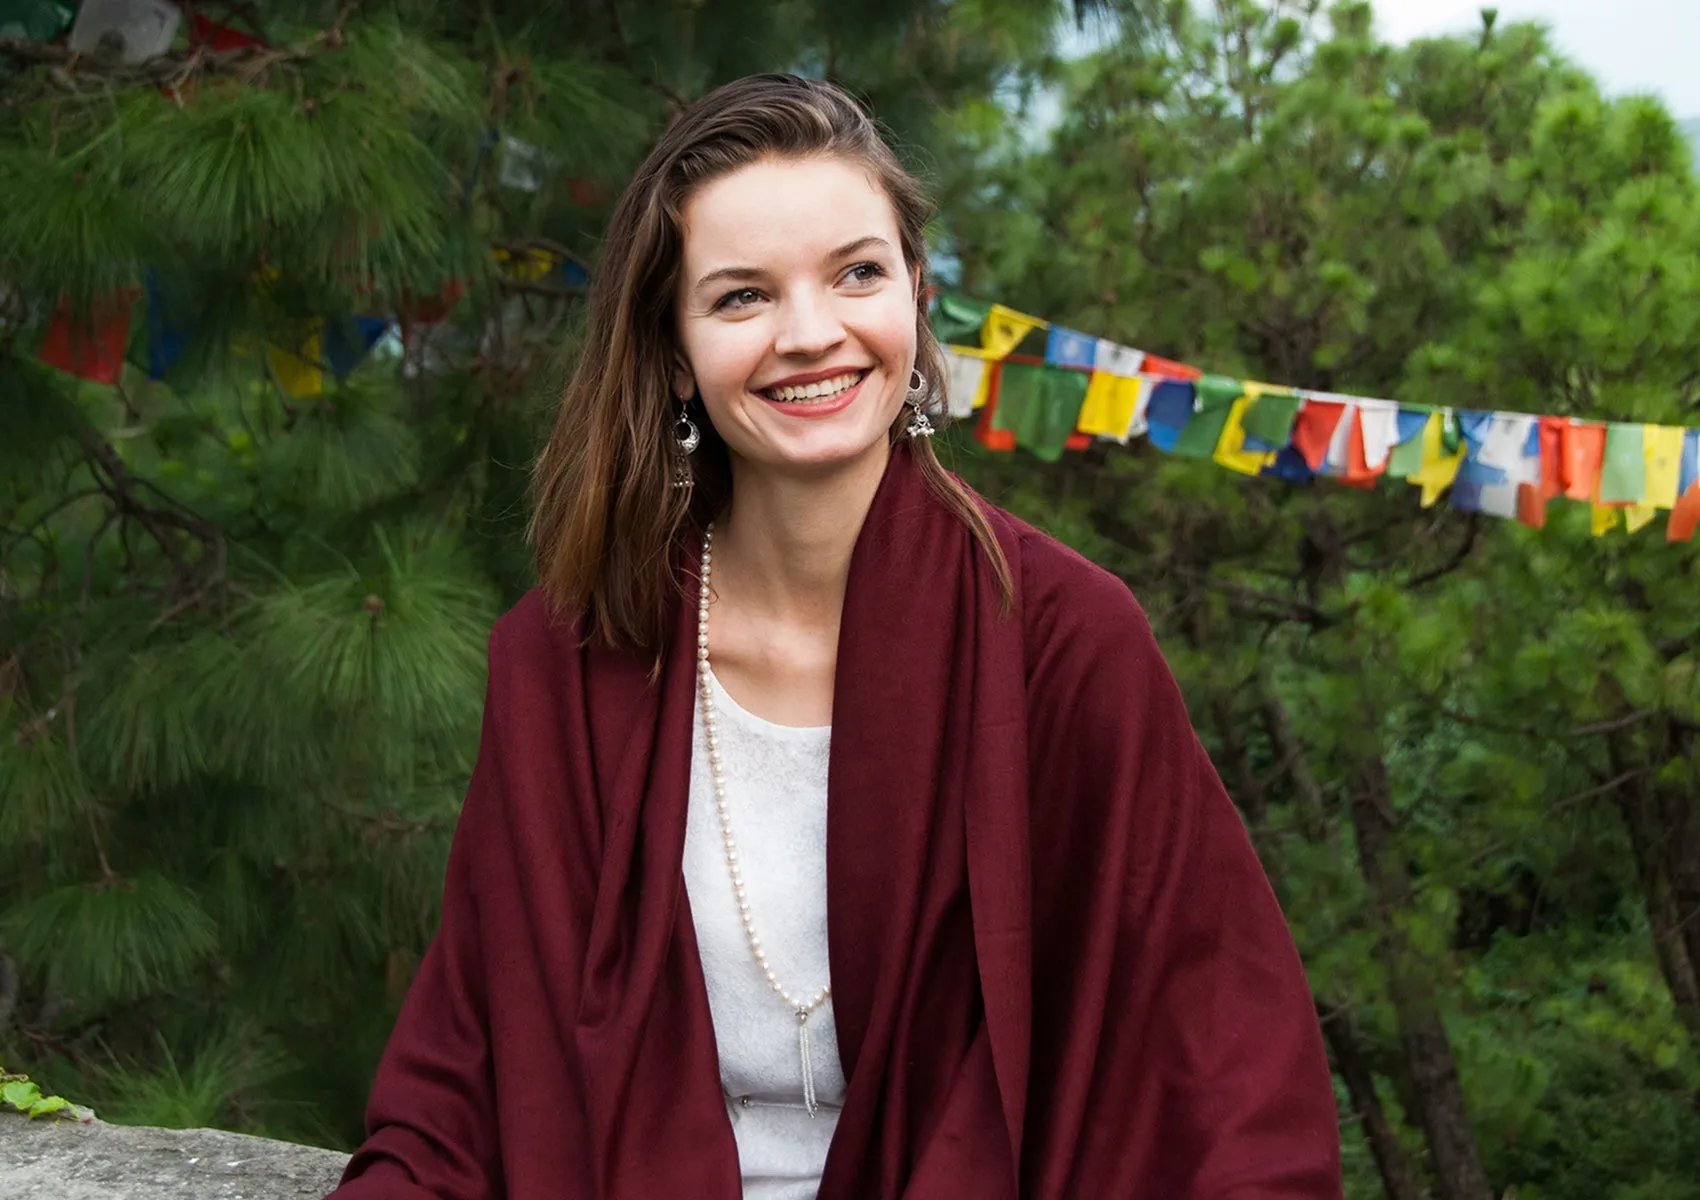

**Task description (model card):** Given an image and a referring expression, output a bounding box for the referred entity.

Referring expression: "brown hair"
[528,73,1013,656]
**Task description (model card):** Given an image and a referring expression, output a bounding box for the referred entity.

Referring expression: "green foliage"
[1,1064,83,1121]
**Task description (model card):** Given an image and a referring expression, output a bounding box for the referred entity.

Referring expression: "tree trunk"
[1258,694,1427,1200]
[1351,757,1492,1200]
[1319,1000,1427,1200]
[1652,748,1700,1029]
[1615,773,1700,1038]
[1259,670,1331,843]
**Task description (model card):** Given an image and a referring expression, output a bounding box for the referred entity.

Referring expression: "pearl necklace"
[696,522,831,1117]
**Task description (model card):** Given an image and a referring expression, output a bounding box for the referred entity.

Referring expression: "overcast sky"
[1371,0,1700,117]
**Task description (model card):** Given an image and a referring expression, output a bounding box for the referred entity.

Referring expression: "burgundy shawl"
[332,446,1340,1198]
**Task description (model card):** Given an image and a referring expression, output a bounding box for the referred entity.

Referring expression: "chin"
[754,427,895,478]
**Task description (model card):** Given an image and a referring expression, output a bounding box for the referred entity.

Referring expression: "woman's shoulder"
[488,588,577,668]
[976,503,1182,750]
[978,500,1154,653]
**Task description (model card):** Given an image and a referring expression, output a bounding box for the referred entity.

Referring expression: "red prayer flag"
[1562,422,1606,503]
[189,14,262,50]
[39,291,137,385]
[1291,400,1346,472]
[1063,432,1091,452]
[1140,353,1202,381]
[1669,483,1700,543]
[399,279,468,327]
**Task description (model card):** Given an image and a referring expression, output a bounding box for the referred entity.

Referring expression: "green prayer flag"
[1441,410,1461,454]
[991,362,1089,463]
[1387,418,1428,479]
[1169,375,1239,458]
[931,294,991,346]
[1241,389,1302,446]
[1599,423,1646,504]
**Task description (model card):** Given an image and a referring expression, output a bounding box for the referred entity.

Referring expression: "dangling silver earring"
[673,410,700,490]
[904,368,934,439]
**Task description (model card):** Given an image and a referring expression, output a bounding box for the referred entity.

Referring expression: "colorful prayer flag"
[942,346,998,418]
[981,305,1046,358]
[39,291,136,385]
[1643,425,1684,509]
[932,294,991,345]
[1044,326,1098,370]
[1214,395,1277,476]
[1241,386,1302,448]
[991,362,1089,462]
[1145,380,1196,453]
[1170,376,1239,459]
[1598,424,1647,505]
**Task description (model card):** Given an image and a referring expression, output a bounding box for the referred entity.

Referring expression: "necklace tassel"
[799,1008,818,1118]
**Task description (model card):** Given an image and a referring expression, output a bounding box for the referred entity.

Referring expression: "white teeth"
[766,371,864,403]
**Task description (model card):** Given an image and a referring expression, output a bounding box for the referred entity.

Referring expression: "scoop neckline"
[703,666,832,739]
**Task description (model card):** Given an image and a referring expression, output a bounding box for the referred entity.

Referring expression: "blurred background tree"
[2,1,1698,1196]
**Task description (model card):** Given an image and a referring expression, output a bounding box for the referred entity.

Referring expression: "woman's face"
[674,155,918,484]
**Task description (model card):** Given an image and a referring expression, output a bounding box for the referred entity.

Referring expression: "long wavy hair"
[528,73,1012,657]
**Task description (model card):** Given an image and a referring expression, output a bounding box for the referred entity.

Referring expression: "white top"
[683,668,845,1200]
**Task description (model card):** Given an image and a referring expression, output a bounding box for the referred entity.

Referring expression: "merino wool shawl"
[331,445,1342,1199]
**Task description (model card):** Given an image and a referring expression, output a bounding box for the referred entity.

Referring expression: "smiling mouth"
[759,369,870,404]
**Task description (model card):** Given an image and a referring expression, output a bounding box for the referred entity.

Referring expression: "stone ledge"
[0,1115,350,1200]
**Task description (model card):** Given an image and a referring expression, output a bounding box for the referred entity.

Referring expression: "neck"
[712,443,896,625]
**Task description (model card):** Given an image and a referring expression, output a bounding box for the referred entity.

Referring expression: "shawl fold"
[333,446,1341,1198]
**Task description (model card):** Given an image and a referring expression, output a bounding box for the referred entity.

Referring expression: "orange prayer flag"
[1516,482,1548,528]
[1669,483,1700,543]
[1342,410,1383,489]
[1538,416,1567,499]
[1562,422,1606,503]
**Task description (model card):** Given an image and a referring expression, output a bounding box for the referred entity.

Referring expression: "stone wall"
[0,1116,349,1200]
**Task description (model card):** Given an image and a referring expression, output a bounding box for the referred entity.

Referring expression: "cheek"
[869,296,920,361]
[684,323,764,395]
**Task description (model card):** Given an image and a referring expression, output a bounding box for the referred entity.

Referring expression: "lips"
[759,369,870,404]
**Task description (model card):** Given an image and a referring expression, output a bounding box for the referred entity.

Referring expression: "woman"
[331,74,1340,1199]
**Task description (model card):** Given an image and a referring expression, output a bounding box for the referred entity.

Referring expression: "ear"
[670,355,696,404]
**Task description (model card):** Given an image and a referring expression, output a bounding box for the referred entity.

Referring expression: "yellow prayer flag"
[1078,373,1145,438]
[1591,502,1621,536]
[492,245,562,283]
[1624,503,1658,533]
[980,304,1047,357]
[1643,425,1684,508]
[267,319,325,398]
[1213,394,1276,476]
[1409,412,1463,507]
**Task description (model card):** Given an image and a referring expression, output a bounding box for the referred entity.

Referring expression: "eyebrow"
[691,236,897,293]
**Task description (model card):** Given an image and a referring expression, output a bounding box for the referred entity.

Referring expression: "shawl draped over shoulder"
[331,446,1341,1198]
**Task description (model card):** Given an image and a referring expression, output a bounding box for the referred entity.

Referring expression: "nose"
[773,288,846,359]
